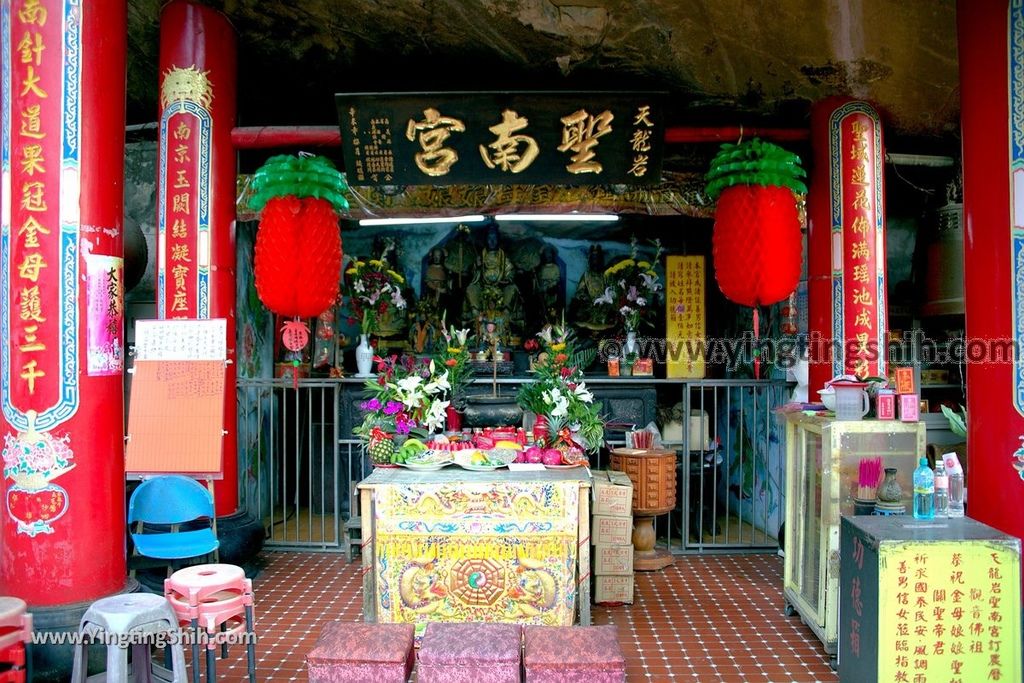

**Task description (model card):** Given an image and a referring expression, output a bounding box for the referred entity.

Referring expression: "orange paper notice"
[125,360,225,475]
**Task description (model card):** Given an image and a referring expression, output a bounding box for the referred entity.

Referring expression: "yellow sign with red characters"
[665,255,705,378]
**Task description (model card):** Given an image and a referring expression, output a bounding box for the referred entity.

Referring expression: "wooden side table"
[611,448,677,571]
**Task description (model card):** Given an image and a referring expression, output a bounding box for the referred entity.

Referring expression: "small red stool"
[523,625,625,682]
[0,597,31,683]
[165,564,256,683]
[418,622,522,683]
[306,622,414,683]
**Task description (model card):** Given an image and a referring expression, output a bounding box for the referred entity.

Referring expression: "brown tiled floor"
[210,551,839,682]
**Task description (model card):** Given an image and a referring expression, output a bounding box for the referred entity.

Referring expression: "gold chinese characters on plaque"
[666,255,705,379]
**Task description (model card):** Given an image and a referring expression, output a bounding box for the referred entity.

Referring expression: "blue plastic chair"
[128,475,219,571]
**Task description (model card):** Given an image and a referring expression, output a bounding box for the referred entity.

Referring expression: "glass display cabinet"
[781,413,926,665]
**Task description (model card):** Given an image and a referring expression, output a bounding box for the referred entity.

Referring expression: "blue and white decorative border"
[1009,0,1024,416]
[0,0,81,433]
[828,101,886,379]
[157,99,212,319]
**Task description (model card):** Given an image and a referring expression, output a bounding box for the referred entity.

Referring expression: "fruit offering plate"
[400,450,454,471]
[453,448,517,471]
[543,463,585,469]
[401,460,452,471]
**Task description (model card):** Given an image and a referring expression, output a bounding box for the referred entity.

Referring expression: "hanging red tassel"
[752,307,761,379]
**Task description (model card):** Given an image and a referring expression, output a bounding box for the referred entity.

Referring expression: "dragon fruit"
[541,449,563,466]
[524,446,544,464]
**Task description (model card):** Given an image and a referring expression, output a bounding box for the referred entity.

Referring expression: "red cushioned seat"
[306,622,414,683]
[418,622,522,683]
[523,625,626,682]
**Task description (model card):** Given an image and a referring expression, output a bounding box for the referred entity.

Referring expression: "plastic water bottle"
[933,459,948,517]
[913,457,935,520]
[948,470,965,517]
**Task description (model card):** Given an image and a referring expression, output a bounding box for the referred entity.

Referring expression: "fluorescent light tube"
[494,213,619,222]
[358,215,487,226]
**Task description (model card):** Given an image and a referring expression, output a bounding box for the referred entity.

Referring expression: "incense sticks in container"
[857,457,883,500]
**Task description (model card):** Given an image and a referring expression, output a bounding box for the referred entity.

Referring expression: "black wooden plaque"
[336,91,665,187]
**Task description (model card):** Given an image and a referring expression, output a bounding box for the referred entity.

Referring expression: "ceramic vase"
[877,467,903,505]
[355,333,374,377]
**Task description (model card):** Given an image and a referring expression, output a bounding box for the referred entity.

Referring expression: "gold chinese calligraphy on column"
[168,117,193,316]
[845,117,875,379]
[12,2,51,396]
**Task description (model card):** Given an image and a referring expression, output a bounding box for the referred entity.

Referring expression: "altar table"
[358,467,591,627]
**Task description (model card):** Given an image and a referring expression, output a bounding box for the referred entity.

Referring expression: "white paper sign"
[134,318,227,361]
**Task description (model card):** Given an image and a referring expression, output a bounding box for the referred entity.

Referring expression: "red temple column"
[0,1,127,604]
[957,0,1024,547]
[157,0,238,514]
[807,97,889,394]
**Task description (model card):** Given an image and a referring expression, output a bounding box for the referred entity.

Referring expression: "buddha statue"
[464,223,522,345]
[423,247,449,304]
[533,244,564,328]
[409,301,436,355]
[570,244,615,336]
[422,246,458,331]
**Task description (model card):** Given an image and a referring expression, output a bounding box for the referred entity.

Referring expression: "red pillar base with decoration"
[958,0,1024,556]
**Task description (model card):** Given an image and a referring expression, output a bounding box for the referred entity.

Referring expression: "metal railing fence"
[237,377,788,554]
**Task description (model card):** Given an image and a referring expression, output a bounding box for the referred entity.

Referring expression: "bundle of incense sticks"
[857,457,883,500]
[630,430,653,449]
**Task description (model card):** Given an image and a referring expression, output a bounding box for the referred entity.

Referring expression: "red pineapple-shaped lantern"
[249,155,349,322]
[705,138,806,376]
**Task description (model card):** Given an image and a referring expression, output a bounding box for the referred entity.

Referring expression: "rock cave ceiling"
[127,0,960,162]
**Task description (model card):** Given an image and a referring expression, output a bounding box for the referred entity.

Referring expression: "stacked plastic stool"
[0,597,32,683]
[418,622,522,683]
[164,564,256,683]
[70,592,187,682]
[523,625,625,682]
[306,622,414,682]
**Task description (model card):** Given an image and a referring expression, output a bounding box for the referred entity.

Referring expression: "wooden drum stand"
[611,448,677,571]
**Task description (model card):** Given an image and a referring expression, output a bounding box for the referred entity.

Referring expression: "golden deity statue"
[464,224,522,346]
[570,244,615,335]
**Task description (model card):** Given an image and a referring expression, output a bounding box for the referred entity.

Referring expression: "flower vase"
[355,334,375,377]
[446,405,463,432]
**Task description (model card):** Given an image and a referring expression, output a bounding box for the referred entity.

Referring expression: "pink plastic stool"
[0,597,31,683]
[165,564,256,683]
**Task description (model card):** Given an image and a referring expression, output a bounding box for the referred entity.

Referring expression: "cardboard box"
[594,574,634,604]
[592,515,632,546]
[591,470,633,517]
[593,544,633,575]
